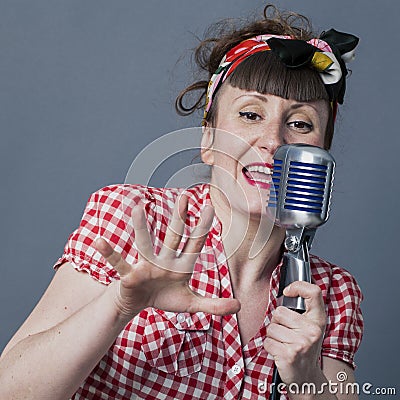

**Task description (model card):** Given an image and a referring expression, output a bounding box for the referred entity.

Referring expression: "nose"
[255,122,285,156]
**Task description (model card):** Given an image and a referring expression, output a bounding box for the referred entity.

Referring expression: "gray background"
[1,0,398,397]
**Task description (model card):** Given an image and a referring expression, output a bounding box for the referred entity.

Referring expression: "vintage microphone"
[268,144,335,400]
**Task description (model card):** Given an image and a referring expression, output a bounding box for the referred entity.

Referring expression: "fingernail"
[283,284,291,294]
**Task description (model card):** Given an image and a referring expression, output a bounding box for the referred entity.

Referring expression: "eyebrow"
[233,93,320,113]
[233,93,269,103]
[290,102,320,113]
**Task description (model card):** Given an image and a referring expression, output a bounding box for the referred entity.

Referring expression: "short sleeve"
[322,266,364,369]
[53,185,141,285]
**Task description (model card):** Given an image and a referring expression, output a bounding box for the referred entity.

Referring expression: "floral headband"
[203,29,359,123]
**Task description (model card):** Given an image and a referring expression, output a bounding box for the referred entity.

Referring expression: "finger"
[187,295,241,316]
[159,194,189,257]
[263,336,286,359]
[269,307,325,349]
[270,306,303,329]
[95,238,132,277]
[266,321,298,344]
[131,204,155,261]
[283,281,326,322]
[181,205,214,262]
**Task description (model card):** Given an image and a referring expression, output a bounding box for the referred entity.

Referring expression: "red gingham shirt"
[54,183,363,400]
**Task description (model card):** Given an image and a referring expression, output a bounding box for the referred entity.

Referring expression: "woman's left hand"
[264,281,327,385]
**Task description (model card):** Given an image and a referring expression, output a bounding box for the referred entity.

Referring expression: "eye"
[239,111,262,121]
[287,120,313,132]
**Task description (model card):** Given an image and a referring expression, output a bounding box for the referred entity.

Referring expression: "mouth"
[242,162,273,190]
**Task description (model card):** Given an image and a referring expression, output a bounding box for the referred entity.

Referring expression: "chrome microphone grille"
[268,144,335,229]
[285,160,327,214]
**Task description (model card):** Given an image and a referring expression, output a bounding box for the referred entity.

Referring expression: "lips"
[242,162,273,190]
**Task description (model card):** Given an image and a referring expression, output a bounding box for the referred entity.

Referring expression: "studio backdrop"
[1,1,399,397]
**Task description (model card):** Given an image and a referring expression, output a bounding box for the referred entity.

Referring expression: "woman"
[0,4,363,399]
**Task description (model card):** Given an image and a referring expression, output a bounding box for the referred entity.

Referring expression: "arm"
[322,357,359,400]
[264,282,360,400]
[277,357,358,400]
[0,264,132,400]
[0,196,240,400]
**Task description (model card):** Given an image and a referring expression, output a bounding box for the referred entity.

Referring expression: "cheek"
[211,133,251,168]
[212,152,241,177]
[308,135,326,147]
[285,131,326,148]
[315,128,327,147]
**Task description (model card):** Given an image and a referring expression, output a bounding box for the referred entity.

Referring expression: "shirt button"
[231,364,241,375]
[177,313,186,323]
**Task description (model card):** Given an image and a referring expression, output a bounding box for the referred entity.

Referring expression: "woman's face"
[202,83,329,219]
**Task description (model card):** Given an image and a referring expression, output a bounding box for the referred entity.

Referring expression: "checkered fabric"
[53,184,363,400]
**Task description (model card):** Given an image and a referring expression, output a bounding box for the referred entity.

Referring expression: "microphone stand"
[269,227,315,400]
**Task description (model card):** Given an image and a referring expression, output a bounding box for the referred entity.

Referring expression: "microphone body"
[269,143,335,229]
[268,144,335,400]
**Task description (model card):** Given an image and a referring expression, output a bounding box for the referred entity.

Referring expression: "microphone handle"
[270,248,310,400]
[270,364,282,400]
[269,307,305,400]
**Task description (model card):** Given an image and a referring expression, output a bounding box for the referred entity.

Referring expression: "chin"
[237,196,269,217]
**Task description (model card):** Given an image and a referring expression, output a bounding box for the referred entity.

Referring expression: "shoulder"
[89,183,179,205]
[311,255,365,367]
[310,254,363,306]
[55,184,209,284]
[88,183,209,211]
[82,183,210,247]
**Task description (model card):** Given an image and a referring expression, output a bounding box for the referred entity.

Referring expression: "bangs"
[227,51,329,102]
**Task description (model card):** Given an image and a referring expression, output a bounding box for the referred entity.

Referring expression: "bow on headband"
[203,29,359,123]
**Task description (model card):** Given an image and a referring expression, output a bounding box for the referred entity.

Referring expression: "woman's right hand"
[95,194,240,320]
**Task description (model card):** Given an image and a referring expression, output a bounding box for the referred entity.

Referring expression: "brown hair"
[175,4,335,149]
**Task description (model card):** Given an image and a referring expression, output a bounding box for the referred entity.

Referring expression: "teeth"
[246,165,272,174]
